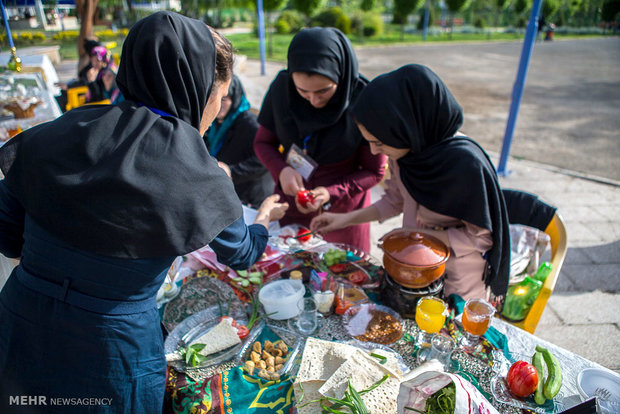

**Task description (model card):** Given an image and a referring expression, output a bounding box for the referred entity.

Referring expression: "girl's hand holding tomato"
[296,186,330,214]
[278,167,304,197]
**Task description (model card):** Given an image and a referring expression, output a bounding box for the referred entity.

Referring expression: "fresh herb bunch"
[179,343,208,367]
[405,382,456,414]
[299,375,389,414]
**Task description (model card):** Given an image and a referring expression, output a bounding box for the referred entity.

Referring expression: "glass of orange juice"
[459,298,495,352]
[415,296,448,347]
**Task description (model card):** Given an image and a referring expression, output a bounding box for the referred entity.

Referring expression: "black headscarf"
[227,75,246,114]
[258,27,367,165]
[352,64,511,296]
[0,11,242,258]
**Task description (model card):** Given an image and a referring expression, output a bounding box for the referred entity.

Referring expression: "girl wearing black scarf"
[311,64,510,299]
[0,12,286,411]
[205,75,274,206]
[255,27,386,253]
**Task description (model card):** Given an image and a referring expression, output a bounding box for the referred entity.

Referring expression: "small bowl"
[342,303,403,345]
[577,368,620,413]
[258,279,305,320]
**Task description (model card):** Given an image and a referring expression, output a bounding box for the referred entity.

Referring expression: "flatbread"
[293,380,323,414]
[318,349,401,413]
[190,317,241,356]
[296,337,359,382]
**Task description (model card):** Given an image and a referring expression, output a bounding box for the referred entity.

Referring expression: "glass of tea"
[459,298,495,352]
[415,296,448,347]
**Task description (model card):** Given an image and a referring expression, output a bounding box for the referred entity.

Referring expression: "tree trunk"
[75,0,100,72]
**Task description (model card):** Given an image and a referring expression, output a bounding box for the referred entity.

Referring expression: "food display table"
[0,71,62,145]
[160,245,609,414]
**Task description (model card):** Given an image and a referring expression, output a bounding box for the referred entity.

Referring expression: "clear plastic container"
[258,279,305,320]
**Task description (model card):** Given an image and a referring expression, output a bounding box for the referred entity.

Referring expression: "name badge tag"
[286,143,318,181]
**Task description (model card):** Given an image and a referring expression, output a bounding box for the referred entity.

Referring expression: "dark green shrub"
[311,7,351,34]
[362,13,383,36]
[474,16,486,28]
[276,10,305,34]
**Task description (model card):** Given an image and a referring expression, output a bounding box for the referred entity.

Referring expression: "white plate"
[490,350,565,413]
[576,368,620,414]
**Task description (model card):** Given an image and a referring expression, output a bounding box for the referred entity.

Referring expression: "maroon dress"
[254,126,386,252]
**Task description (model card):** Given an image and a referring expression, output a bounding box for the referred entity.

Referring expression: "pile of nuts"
[243,339,289,380]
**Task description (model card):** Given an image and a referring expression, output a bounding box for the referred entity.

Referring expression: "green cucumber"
[532,351,547,405]
[536,345,562,399]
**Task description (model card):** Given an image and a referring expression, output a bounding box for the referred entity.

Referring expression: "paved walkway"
[54,53,620,373]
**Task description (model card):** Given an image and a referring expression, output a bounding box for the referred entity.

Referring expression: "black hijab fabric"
[0,11,242,258]
[352,64,511,296]
[258,27,367,165]
[227,75,245,114]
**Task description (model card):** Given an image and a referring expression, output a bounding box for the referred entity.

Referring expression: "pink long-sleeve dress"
[374,160,493,300]
[254,126,386,253]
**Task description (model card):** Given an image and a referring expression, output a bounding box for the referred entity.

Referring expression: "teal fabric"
[206,95,251,157]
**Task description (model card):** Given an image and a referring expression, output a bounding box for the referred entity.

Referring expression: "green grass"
[227,29,529,62]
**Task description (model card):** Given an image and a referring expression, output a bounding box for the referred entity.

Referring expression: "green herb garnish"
[179,343,208,367]
[369,353,387,365]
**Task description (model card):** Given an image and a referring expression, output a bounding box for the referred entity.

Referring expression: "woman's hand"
[296,186,330,214]
[278,167,304,197]
[254,194,289,228]
[310,211,350,234]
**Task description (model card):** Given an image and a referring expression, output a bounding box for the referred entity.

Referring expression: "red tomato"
[296,228,312,243]
[235,325,249,340]
[329,263,347,273]
[506,360,539,398]
[296,190,315,208]
[348,270,368,285]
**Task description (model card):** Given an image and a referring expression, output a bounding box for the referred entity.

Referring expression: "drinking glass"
[459,298,495,352]
[415,296,448,347]
[291,297,319,336]
[417,333,456,369]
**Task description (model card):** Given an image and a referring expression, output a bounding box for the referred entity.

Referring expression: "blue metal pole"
[256,0,266,76]
[422,0,430,41]
[1,0,15,49]
[496,0,542,176]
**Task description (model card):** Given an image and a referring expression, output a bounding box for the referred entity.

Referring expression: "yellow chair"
[501,189,568,334]
[511,213,567,334]
[65,86,110,111]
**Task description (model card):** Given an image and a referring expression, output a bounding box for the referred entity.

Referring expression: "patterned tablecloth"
[161,264,606,414]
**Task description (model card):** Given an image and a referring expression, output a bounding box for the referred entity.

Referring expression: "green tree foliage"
[513,0,531,14]
[542,0,561,18]
[393,0,425,38]
[291,0,326,19]
[275,10,305,33]
[360,0,376,11]
[416,4,436,29]
[601,0,620,21]
[311,6,352,33]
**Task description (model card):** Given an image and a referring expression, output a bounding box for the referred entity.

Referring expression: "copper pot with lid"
[378,230,450,289]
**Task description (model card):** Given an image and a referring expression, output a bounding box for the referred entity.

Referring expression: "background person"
[254,27,386,252]
[205,75,273,207]
[311,64,511,300]
[85,45,121,103]
[0,12,287,412]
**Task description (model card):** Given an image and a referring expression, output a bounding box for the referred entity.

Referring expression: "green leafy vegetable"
[369,353,387,365]
[423,383,456,414]
[179,343,208,367]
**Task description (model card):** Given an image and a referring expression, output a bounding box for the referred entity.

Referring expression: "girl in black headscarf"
[254,27,386,252]
[205,75,273,206]
[0,12,287,412]
[311,64,510,300]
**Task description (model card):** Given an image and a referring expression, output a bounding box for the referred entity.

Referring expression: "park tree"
[393,0,425,39]
[495,0,512,25]
[445,0,472,34]
[291,0,326,22]
[75,0,99,71]
[601,0,620,22]
[263,0,287,56]
[542,0,561,20]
